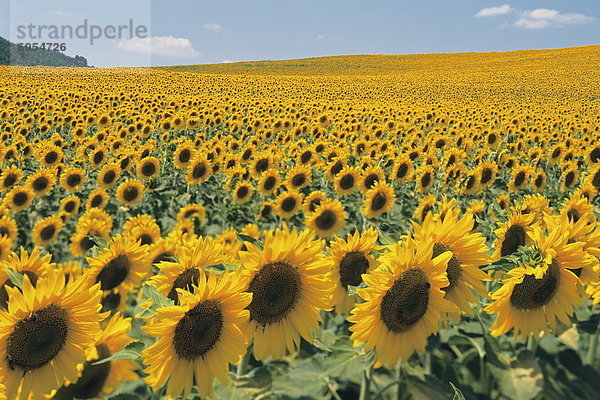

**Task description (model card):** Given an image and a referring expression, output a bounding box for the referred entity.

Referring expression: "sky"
[0,0,598,67]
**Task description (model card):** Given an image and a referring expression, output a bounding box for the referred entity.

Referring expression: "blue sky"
[1,0,598,67]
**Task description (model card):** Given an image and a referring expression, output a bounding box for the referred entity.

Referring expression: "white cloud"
[316,34,325,40]
[117,36,201,58]
[221,60,234,63]
[513,8,595,29]
[475,4,513,18]
[203,23,222,31]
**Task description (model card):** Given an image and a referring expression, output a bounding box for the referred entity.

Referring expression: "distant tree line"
[0,36,89,67]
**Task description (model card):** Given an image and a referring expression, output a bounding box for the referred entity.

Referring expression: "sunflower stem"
[359,364,373,400]
[396,362,407,400]
[587,326,599,366]
[236,345,252,377]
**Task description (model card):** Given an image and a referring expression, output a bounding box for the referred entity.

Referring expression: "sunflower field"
[0,45,599,400]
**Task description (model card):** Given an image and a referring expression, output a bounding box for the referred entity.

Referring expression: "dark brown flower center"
[315,209,337,231]
[173,300,223,360]
[247,262,301,325]
[168,268,201,304]
[339,174,355,190]
[281,197,297,213]
[95,254,131,290]
[123,186,139,202]
[67,174,82,187]
[40,224,57,241]
[7,304,68,371]
[500,224,526,257]
[141,162,156,177]
[432,243,461,293]
[371,192,387,211]
[510,260,560,309]
[192,163,206,179]
[380,268,430,332]
[339,251,369,288]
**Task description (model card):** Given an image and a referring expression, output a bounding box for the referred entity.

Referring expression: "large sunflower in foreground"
[149,235,232,303]
[485,224,597,338]
[0,268,104,400]
[142,271,251,399]
[239,226,334,360]
[412,212,490,315]
[328,227,379,314]
[348,237,455,367]
[85,235,150,293]
[49,312,138,399]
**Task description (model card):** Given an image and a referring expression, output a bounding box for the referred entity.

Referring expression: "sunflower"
[359,166,385,193]
[69,215,113,258]
[136,156,160,180]
[85,234,150,293]
[492,211,536,260]
[177,204,207,225]
[60,195,81,216]
[257,169,280,196]
[37,144,63,168]
[392,155,414,183]
[477,161,499,188]
[334,166,359,196]
[49,312,138,399]
[232,181,254,204]
[305,199,346,238]
[32,215,64,247]
[239,226,334,359]
[173,142,195,169]
[303,190,328,213]
[97,163,121,190]
[86,188,109,210]
[561,163,579,190]
[413,194,436,222]
[123,214,162,246]
[186,155,211,184]
[285,165,312,190]
[258,201,274,220]
[416,165,435,192]
[509,165,532,192]
[60,166,86,193]
[485,224,596,338]
[274,190,303,219]
[142,271,251,399]
[0,216,18,241]
[413,212,490,314]
[348,237,455,367]
[116,179,144,206]
[560,194,594,223]
[0,166,23,191]
[516,194,552,224]
[0,268,104,399]
[26,168,56,197]
[363,181,395,219]
[3,186,34,211]
[0,236,12,262]
[531,169,547,192]
[543,213,599,284]
[149,235,231,303]
[0,247,55,309]
[328,228,379,314]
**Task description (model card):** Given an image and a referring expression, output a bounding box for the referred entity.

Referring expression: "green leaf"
[449,382,466,400]
[93,341,145,365]
[89,235,109,250]
[376,227,396,245]
[236,233,263,249]
[6,268,23,289]
[492,350,543,400]
[347,282,368,297]
[558,326,580,350]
